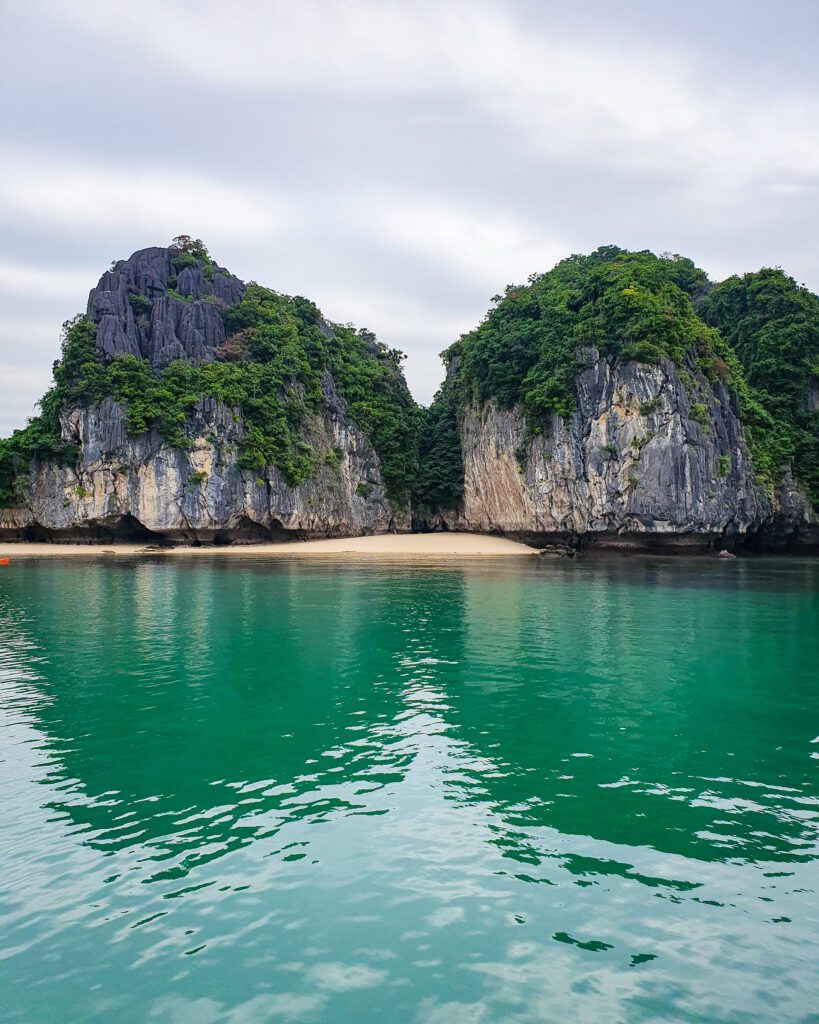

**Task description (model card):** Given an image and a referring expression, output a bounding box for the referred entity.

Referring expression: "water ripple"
[1,557,818,1022]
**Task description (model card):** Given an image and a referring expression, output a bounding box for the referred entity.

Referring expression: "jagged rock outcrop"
[440,354,815,551]
[89,247,244,366]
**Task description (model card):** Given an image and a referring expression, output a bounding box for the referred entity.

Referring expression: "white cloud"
[0,262,97,301]
[0,151,295,242]
[0,317,63,344]
[315,283,471,349]
[46,0,819,185]
[0,364,53,435]
[349,195,567,290]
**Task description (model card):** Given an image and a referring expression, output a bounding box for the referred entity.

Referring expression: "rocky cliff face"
[90,246,244,365]
[441,354,815,551]
[0,380,404,543]
[0,246,410,543]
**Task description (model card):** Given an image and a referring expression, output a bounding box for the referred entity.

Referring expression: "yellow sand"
[0,533,537,559]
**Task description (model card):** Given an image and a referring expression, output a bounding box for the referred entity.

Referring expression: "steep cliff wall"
[0,380,404,543]
[439,354,814,550]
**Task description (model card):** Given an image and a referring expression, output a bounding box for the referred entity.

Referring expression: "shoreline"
[0,533,538,559]
[1,534,815,561]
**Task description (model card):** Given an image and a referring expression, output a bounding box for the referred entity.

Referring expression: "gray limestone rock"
[440,352,814,550]
[86,246,245,367]
[0,387,407,543]
[0,246,409,543]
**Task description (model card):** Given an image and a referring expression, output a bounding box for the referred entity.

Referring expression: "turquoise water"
[1,555,818,1023]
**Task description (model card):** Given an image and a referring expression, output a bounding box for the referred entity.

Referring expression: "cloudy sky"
[2,0,819,434]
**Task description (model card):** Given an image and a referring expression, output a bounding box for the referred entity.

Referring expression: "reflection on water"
[1,556,818,1023]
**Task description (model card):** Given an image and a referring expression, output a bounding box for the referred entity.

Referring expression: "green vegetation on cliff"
[3,243,817,515]
[412,376,463,514]
[102,283,417,499]
[415,247,730,508]
[449,246,722,427]
[0,271,418,506]
[0,315,99,507]
[417,246,819,507]
[699,268,819,501]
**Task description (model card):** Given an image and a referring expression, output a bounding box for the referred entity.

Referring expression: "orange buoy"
[0,558,9,565]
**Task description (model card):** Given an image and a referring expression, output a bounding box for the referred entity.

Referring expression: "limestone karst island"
[5,5,819,1021]
[0,237,816,553]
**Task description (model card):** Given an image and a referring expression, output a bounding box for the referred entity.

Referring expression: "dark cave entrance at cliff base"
[211,517,293,546]
[17,515,161,545]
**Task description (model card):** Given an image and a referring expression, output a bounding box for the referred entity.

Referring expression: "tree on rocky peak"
[171,235,208,258]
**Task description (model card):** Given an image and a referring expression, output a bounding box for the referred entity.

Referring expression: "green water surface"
[1,556,818,1023]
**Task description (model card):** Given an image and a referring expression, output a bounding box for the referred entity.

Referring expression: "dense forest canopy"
[448,247,722,424]
[699,268,819,501]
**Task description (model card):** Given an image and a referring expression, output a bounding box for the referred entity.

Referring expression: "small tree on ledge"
[171,235,208,259]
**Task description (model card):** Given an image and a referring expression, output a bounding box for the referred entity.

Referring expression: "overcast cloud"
[2,0,819,434]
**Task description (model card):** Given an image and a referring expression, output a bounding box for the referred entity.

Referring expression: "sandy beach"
[0,533,537,559]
